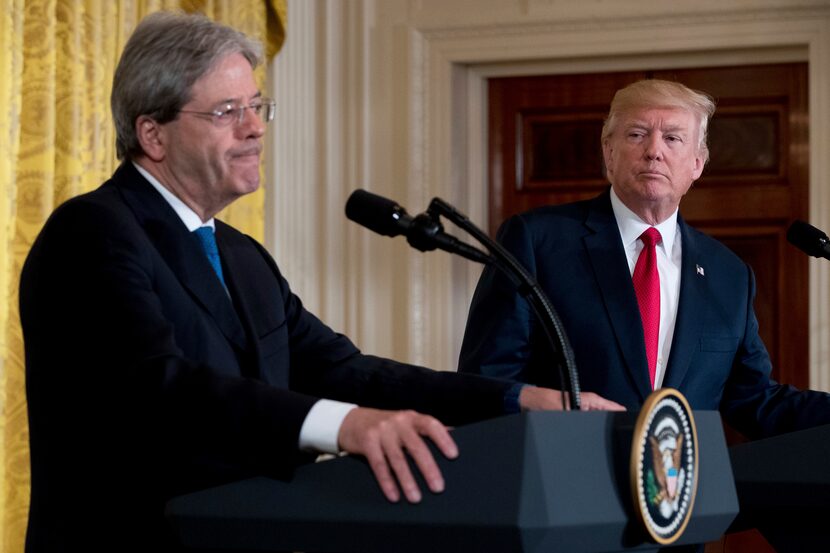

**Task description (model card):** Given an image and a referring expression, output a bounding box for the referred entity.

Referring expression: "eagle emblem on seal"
[630,388,698,545]
[648,418,685,519]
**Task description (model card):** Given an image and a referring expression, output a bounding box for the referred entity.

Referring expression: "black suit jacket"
[20,163,512,552]
[460,191,830,438]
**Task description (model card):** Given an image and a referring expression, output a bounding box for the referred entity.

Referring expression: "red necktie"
[633,227,662,389]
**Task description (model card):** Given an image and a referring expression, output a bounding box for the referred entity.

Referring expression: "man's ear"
[135,115,166,162]
[692,151,705,181]
[602,138,614,176]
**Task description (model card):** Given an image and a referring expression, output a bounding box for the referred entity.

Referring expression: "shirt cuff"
[504,382,528,414]
[298,399,358,454]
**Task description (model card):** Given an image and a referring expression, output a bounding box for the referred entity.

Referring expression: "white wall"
[267,0,830,390]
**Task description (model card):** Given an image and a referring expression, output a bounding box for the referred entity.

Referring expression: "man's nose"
[643,135,663,161]
[237,107,265,139]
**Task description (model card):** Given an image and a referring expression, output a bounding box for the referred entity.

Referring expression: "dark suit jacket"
[20,163,512,552]
[459,191,830,438]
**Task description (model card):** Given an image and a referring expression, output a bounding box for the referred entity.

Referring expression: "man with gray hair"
[19,11,613,553]
[460,79,830,438]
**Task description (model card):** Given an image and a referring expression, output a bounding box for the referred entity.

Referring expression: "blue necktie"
[192,226,226,287]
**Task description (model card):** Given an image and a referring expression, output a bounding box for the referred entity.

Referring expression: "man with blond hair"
[460,79,830,439]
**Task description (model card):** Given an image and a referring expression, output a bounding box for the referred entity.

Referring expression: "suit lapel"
[214,224,269,380]
[583,193,653,402]
[662,218,706,390]
[112,163,248,351]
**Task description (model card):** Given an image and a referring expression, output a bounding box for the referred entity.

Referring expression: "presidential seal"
[630,388,698,545]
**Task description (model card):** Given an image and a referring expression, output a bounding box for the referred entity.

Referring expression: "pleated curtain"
[0,1,286,550]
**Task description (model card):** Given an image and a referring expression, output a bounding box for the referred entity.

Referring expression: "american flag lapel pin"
[696,264,705,276]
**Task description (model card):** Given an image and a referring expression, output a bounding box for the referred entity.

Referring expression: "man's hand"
[519,386,626,411]
[337,407,458,504]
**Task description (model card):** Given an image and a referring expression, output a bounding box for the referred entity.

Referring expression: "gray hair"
[112,11,264,160]
[601,79,716,164]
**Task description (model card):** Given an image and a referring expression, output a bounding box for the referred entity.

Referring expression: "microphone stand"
[423,198,582,411]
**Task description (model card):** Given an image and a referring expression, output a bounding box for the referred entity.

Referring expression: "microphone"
[345,190,491,264]
[787,220,830,260]
[346,189,582,409]
[345,189,413,237]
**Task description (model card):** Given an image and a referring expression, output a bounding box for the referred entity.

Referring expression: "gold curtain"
[0,1,286,551]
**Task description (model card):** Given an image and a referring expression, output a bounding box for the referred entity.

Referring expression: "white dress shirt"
[134,162,355,453]
[609,188,682,389]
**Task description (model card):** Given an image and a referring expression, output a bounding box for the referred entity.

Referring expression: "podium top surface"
[167,410,735,553]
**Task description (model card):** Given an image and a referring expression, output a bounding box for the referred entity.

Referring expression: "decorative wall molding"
[419,6,830,38]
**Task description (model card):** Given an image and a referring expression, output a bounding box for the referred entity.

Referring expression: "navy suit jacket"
[20,162,512,552]
[459,191,830,439]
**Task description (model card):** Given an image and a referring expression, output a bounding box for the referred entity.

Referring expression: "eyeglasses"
[178,98,276,127]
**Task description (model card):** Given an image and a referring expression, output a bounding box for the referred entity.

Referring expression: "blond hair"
[602,79,715,163]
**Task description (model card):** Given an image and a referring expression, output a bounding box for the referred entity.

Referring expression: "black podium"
[728,423,830,551]
[166,411,737,552]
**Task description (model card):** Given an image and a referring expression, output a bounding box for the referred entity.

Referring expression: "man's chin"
[633,178,672,196]
[234,173,261,196]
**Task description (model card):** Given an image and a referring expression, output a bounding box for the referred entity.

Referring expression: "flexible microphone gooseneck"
[345,190,491,264]
[345,189,581,410]
[425,197,581,411]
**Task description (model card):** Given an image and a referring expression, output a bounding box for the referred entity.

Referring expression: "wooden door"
[488,64,809,553]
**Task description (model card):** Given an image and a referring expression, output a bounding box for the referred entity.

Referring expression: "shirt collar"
[132,161,214,233]
[609,187,678,257]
